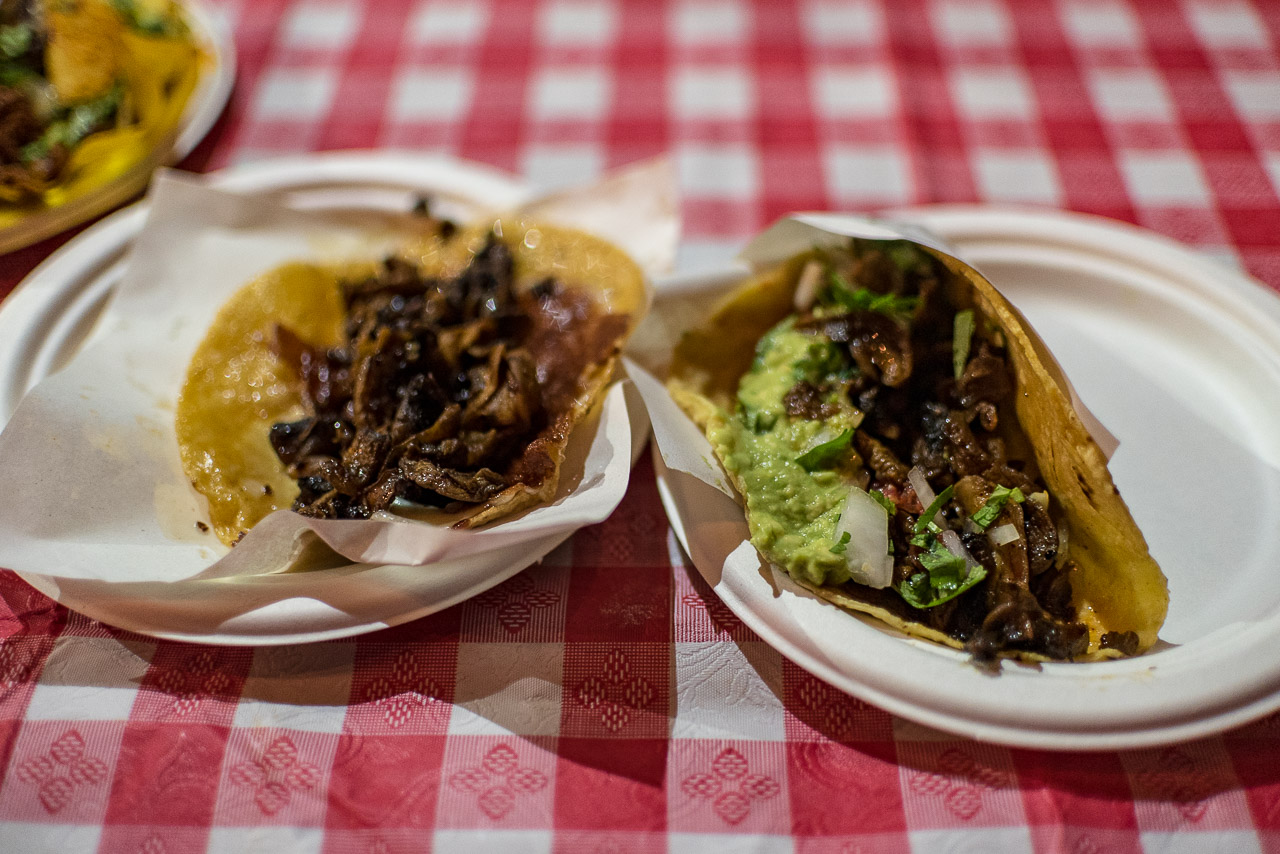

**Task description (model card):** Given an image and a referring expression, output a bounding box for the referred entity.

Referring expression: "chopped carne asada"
[267,231,630,525]
[780,239,1095,661]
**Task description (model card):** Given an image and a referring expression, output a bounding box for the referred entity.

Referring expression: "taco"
[0,0,202,219]
[668,235,1168,662]
[176,216,647,546]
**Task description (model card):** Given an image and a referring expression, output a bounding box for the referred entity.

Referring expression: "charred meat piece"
[270,234,598,520]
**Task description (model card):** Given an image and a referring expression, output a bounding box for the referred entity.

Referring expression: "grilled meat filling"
[268,233,625,521]
[791,239,1090,661]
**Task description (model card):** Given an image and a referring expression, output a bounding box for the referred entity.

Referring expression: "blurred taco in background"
[176,214,647,547]
[0,0,203,221]
[668,234,1167,663]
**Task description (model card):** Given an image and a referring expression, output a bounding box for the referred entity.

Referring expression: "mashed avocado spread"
[707,318,863,587]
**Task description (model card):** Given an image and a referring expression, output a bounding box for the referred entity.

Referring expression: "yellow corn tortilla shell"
[176,220,647,546]
[668,248,1168,660]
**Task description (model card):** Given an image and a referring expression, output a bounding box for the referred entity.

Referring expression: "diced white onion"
[834,488,894,589]
[939,528,980,572]
[907,466,944,528]
[793,261,825,312]
[1055,519,1070,568]
[1028,490,1049,509]
[988,523,1021,546]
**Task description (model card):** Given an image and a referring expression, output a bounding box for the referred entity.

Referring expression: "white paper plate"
[0,0,236,255]
[654,205,1280,750]
[0,152,648,645]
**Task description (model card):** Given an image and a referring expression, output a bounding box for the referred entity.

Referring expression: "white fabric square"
[813,65,897,118]
[802,0,884,45]
[677,144,760,199]
[522,145,606,190]
[909,828,1034,853]
[434,830,553,854]
[1265,154,1280,200]
[231,644,355,733]
[672,67,754,120]
[1185,1,1270,50]
[410,0,489,45]
[672,0,749,45]
[1059,0,1142,48]
[1088,68,1174,123]
[951,67,1036,120]
[932,0,1012,47]
[449,643,564,736]
[669,834,794,854]
[529,68,611,120]
[1119,151,1211,205]
[973,150,1062,204]
[390,68,474,121]
[673,642,784,741]
[1223,71,1280,121]
[252,68,336,121]
[825,145,913,203]
[540,0,617,45]
[281,2,360,49]
[25,636,154,721]
[207,827,325,854]
[0,823,101,854]
[1139,833,1262,854]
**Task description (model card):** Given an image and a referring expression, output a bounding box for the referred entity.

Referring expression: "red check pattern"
[3,0,1280,850]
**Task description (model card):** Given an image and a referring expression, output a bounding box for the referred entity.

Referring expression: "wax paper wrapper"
[630,211,1119,499]
[0,157,678,584]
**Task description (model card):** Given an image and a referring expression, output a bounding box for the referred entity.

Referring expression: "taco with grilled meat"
[175,216,646,547]
[0,0,202,218]
[668,234,1167,662]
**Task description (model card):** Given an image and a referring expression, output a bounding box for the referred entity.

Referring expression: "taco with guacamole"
[0,0,202,219]
[668,235,1167,662]
[176,216,647,547]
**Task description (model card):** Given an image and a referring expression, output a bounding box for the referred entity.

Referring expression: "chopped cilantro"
[111,0,186,36]
[21,86,122,163]
[793,337,850,384]
[0,24,32,60]
[953,309,975,380]
[911,484,955,534]
[796,428,854,471]
[830,531,852,555]
[896,542,988,609]
[969,485,1026,530]
[868,489,895,515]
[823,270,920,318]
[886,241,929,275]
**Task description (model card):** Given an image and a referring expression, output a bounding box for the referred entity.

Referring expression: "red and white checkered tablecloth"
[3,0,1280,851]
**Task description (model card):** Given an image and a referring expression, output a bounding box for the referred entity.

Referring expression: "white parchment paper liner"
[0,158,678,583]
[631,212,1119,501]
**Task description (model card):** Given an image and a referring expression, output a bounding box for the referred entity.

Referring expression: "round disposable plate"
[655,205,1280,750]
[0,0,237,255]
[0,152,643,645]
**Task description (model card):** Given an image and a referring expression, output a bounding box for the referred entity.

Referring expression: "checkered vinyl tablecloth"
[3,0,1280,851]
